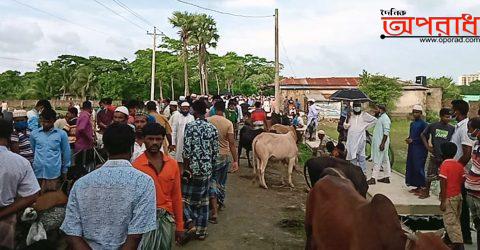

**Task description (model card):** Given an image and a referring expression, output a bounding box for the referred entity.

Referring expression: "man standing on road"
[10,110,34,165]
[344,101,377,174]
[113,106,129,124]
[465,117,480,248]
[170,102,195,172]
[207,100,239,224]
[182,100,219,241]
[133,123,184,249]
[61,123,157,249]
[75,101,95,171]
[27,99,52,131]
[450,99,474,244]
[420,108,454,199]
[306,99,319,141]
[30,108,71,192]
[0,119,40,250]
[146,101,173,154]
[251,101,268,130]
[367,104,391,185]
[97,98,114,134]
[405,105,428,193]
[131,112,149,162]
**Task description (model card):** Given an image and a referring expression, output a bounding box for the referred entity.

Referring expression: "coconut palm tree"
[191,14,219,95]
[169,11,195,96]
[72,66,98,99]
[59,66,75,100]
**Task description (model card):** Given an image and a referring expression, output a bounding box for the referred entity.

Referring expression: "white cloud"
[221,0,277,8]
[0,20,43,52]
[0,0,479,83]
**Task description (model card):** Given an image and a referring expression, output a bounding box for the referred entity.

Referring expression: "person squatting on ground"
[182,100,219,241]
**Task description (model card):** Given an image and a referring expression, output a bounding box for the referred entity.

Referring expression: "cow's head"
[405,232,448,250]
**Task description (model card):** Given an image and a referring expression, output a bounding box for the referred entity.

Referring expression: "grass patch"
[319,118,410,174]
[298,143,313,167]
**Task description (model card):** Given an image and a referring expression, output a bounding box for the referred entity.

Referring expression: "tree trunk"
[159,78,163,100]
[182,41,189,96]
[197,46,204,95]
[203,47,209,95]
[215,73,220,95]
[171,76,175,100]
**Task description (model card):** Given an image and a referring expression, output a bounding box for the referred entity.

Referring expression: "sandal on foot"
[178,227,196,246]
[209,217,218,224]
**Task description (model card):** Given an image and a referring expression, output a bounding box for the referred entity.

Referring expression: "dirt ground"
[175,158,308,250]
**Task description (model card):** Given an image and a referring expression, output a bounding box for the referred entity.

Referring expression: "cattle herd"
[241,120,450,249]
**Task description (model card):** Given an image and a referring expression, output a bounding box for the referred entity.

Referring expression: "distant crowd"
[0,94,300,249]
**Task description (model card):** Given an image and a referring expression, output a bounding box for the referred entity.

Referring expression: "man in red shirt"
[439,142,465,249]
[132,123,183,249]
[250,101,268,130]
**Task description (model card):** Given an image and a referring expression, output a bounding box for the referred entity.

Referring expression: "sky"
[0,0,479,83]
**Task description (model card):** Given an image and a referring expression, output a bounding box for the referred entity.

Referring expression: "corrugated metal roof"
[280,77,360,87]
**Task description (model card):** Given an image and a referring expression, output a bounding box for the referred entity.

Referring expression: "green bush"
[425,110,439,123]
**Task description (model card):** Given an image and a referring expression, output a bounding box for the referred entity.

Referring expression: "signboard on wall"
[314,101,341,119]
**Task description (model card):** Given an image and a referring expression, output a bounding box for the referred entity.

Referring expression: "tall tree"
[169,11,195,96]
[427,76,461,100]
[72,66,98,99]
[191,14,219,95]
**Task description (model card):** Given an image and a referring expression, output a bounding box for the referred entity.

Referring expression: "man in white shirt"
[170,102,194,171]
[131,112,148,162]
[0,119,40,249]
[344,102,377,174]
[450,99,474,244]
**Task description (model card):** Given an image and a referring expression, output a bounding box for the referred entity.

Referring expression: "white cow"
[252,128,298,189]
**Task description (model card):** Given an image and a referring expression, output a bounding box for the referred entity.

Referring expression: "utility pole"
[147,27,160,101]
[274,9,280,113]
[171,76,175,100]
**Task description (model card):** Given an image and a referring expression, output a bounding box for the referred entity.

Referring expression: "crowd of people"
[0,94,287,249]
[337,99,480,249]
[4,92,480,249]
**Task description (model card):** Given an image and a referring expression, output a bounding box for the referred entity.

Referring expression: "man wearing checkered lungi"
[182,100,219,241]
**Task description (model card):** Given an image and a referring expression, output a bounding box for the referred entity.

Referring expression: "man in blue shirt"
[27,99,51,131]
[61,123,157,249]
[30,108,71,192]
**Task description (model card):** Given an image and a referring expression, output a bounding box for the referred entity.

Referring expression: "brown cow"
[252,129,298,189]
[305,176,448,250]
[270,124,298,143]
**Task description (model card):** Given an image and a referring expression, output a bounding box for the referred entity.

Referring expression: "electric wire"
[92,0,147,32]
[11,0,110,36]
[176,0,274,18]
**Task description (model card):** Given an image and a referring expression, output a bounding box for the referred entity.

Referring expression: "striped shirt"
[466,141,480,197]
[10,130,34,165]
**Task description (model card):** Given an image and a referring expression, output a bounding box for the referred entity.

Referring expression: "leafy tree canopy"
[359,70,403,111]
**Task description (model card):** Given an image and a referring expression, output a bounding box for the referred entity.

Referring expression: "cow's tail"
[251,138,258,175]
[304,161,312,188]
